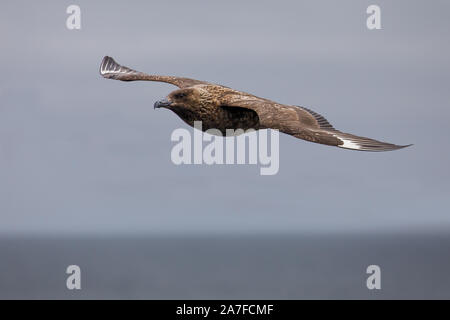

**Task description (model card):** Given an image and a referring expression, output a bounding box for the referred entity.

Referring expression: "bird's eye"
[174,92,187,99]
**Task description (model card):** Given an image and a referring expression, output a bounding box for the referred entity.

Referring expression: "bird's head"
[154,88,197,110]
[153,87,216,112]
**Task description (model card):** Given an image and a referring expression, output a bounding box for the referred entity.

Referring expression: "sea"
[1,233,450,299]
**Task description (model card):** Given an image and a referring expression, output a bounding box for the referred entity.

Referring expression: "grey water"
[1,233,449,299]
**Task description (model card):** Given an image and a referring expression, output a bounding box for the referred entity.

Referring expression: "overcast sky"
[1,0,449,235]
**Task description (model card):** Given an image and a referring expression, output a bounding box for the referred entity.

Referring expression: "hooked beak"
[154,98,172,109]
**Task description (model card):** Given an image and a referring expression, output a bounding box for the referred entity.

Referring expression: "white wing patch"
[99,56,137,77]
[332,132,410,151]
[336,135,361,150]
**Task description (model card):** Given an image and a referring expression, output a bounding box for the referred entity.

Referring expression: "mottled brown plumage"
[99,56,411,151]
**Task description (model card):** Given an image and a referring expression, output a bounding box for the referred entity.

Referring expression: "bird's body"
[162,84,261,134]
[99,56,411,151]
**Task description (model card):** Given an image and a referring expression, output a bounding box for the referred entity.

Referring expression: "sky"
[1,0,449,235]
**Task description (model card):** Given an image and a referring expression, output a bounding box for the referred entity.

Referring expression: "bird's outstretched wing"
[222,97,411,152]
[99,56,208,88]
[293,106,412,151]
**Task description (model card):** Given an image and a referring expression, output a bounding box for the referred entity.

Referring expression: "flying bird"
[99,56,411,151]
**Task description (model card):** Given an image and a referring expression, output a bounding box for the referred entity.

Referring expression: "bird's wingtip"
[379,143,414,151]
[99,56,115,77]
[335,132,414,152]
[101,55,114,64]
[99,56,140,80]
[99,56,128,79]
